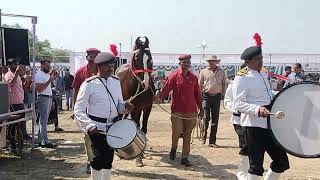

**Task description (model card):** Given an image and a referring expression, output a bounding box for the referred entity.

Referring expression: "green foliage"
[2,24,70,62]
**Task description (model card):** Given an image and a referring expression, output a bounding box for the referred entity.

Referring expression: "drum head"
[268,82,320,158]
[107,119,137,149]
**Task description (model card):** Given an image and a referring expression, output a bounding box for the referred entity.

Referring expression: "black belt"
[38,94,52,98]
[203,92,221,97]
[233,112,241,117]
[89,115,108,123]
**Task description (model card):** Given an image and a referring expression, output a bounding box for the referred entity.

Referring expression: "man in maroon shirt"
[72,48,100,174]
[154,54,204,167]
[72,48,100,105]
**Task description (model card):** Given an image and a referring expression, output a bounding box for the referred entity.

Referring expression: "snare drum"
[268,82,320,158]
[106,119,147,160]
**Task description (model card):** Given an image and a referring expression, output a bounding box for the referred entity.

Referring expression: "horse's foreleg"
[141,105,152,134]
[131,109,142,129]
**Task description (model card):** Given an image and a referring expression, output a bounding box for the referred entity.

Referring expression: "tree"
[2,23,70,62]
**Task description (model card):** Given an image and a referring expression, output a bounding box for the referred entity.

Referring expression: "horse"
[115,36,155,167]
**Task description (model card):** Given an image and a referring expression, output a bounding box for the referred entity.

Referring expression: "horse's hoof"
[136,158,144,167]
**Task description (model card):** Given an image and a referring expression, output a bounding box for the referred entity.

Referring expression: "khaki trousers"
[84,134,94,162]
[171,112,197,158]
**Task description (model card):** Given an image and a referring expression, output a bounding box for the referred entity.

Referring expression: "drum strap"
[263,104,271,110]
[97,78,118,111]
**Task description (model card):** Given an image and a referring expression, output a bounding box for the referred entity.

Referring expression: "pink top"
[4,71,24,104]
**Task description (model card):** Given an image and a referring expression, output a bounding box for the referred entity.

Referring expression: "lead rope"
[128,66,203,143]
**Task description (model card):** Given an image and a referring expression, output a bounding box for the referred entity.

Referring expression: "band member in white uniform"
[232,35,289,180]
[224,63,249,180]
[74,52,134,180]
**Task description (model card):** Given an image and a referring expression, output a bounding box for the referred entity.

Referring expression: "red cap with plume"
[253,33,263,47]
[109,44,118,57]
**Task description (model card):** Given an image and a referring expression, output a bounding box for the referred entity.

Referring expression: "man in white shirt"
[35,60,56,148]
[74,52,134,180]
[224,63,249,179]
[233,39,289,180]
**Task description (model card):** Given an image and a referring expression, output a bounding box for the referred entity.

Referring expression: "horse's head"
[132,36,153,71]
[131,36,153,91]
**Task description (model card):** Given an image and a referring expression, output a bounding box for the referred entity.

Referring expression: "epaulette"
[85,75,98,82]
[111,75,119,80]
[261,66,269,73]
[236,67,249,76]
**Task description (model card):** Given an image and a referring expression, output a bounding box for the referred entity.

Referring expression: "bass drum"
[268,82,320,158]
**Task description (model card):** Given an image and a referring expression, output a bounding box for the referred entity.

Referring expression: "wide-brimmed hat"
[205,55,221,61]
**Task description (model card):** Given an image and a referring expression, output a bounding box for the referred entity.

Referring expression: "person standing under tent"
[35,59,57,148]
[224,63,249,179]
[55,72,65,111]
[64,69,74,111]
[198,55,226,147]
[4,58,27,154]
[285,63,305,86]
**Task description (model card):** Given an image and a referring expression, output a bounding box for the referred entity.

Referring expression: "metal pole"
[0,108,33,118]
[269,53,272,67]
[0,117,33,127]
[201,47,204,73]
[1,26,6,66]
[1,13,36,19]
[119,42,122,65]
[130,35,133,52]
[31,17,37,149]
[0,9,2,68]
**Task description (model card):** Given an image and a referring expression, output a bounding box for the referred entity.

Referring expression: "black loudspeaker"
[0,82,9,114]
[2,28,30,66]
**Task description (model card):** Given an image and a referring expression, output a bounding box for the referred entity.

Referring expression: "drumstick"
[269,111,285,119]
[98,131,123,139]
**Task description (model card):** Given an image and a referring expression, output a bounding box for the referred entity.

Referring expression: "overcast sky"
[1,0,320,54]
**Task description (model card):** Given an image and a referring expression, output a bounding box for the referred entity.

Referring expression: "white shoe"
[248,173,260,180]
[91,168,102,180]
[101,169,111,180]
[236,155,249,180]
[264,169,281,180]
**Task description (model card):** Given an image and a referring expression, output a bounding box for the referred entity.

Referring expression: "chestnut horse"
[116,36,155,135]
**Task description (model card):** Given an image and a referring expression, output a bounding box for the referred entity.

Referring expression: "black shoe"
[86,163,91,174]
[9,147,18,156]
[202,139,206,145]
[209,143,220,148]
[169,150,176,160]
[40,142,57,148]
[23,135,32,140]
[181,158,192,167]
[55,127,64,132]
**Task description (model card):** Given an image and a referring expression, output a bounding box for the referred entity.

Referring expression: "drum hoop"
[115,141,147,160]
[267,81,320,158]
[106,119,146,149]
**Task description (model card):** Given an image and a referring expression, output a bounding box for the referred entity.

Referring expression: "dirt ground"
[0,104,319,180]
